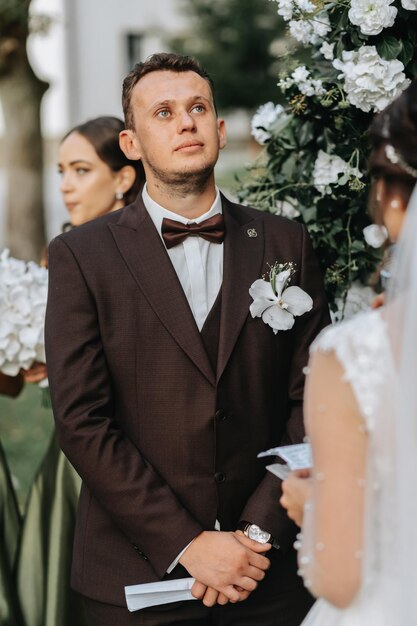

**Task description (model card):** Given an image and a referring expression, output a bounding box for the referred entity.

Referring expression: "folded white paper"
[125,577,196,612]
[266,463,291,480]
[259,443,312,480]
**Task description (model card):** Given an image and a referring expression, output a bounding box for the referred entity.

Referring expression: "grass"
[0,384,53,511]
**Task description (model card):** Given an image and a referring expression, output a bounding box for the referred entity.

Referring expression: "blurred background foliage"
[169,0,285,111]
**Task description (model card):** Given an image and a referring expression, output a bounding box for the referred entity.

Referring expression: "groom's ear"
[119,129,142,160]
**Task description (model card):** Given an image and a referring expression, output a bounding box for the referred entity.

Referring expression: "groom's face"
[122,70,226,187]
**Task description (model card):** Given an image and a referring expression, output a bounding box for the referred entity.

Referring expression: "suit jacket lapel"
[108,197,215,387]
[217,195,264,383]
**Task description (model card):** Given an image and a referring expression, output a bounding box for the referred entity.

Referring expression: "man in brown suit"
[45,53,330,625]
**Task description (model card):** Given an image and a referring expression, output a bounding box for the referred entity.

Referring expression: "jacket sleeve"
[45,236,203,578]
[239,224,331,552]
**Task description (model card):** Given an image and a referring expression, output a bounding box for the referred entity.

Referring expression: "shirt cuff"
[166,539,196,574]
[166,519,221,574]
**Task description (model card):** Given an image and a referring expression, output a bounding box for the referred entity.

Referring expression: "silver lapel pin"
[247,228,257,238]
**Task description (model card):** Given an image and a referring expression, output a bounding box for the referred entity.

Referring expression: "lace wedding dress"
[298,309,404,625]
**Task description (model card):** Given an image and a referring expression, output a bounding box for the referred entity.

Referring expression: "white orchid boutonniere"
[249,262,313,333]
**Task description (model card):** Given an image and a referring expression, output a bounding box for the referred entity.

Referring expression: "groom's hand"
[191,582,234,607]
[179,530,271,603]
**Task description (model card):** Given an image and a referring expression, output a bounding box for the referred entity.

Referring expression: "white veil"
[384,183,417,623]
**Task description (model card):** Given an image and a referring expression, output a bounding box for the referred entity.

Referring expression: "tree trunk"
[0,49,48,261]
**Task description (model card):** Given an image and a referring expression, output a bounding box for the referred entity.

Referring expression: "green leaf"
[376,37,403,61]
[335,7,349,30]
[350,29,364,48]
[407,58,417,78]
[298,121,314,147]
[302,206,318,224]
[281,153,298,178]
[398,39,415,67]
[351,240,365,252]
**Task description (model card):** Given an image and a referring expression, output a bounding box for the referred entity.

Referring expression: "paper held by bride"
[258,443,312,480]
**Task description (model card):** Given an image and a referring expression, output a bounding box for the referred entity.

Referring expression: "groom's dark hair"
[122,52,217,130]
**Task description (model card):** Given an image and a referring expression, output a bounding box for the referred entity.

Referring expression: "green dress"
[16,434,89,626]
[0,439,23,626]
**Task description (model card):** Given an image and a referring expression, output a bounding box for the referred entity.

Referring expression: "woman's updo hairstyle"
[369,81,417,194]
[62,116,145,205]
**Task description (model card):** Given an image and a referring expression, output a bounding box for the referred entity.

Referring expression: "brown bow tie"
[161,213,225,249]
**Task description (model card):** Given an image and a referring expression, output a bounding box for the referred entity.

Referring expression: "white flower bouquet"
[240,0,417,312]
[0,249,48,376]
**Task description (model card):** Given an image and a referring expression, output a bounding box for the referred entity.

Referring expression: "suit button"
[215,472,226,483]
[215,409,227,421]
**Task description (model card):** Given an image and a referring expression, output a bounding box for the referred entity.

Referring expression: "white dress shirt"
[142,184,223,572]
[142,184,223,331]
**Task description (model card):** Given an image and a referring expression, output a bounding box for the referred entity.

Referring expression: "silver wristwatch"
[242,522,273,545]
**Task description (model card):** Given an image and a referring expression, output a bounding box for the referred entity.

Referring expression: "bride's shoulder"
[311,308,387,357]
[311,309,390,426]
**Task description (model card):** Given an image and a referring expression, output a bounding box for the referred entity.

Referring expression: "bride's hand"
[280,470,312,527]
[21,362,48,384]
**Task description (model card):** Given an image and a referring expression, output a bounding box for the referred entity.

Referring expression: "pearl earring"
[115,191,124,201]
[390,199,400,210]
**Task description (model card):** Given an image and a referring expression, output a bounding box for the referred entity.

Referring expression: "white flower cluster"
[0,249,48,376]
[251,102,285,144]
[348,0,397,36]
[363,224,388,247]
[319,41,335,61]
[275,198,301,219]
[274,0,314,20]
[289,12,331,45]
[278,65,325,97]
[313,150,363,195]
[333,46,410,113]
[272,0,331,44]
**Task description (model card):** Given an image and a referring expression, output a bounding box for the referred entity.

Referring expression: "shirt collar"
[142,183,222,236]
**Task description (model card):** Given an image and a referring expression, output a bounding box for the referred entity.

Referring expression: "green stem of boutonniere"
[267,261,296,295]
[269,263,279,294]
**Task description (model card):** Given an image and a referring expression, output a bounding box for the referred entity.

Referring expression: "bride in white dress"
[281,80,417,625]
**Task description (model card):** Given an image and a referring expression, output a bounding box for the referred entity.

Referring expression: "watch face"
[248,524,271,544]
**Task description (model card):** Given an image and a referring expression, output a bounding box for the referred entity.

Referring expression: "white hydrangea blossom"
[278,65,325,97]
[363,224,388,247]
[313,150,363,195]
[272,0,315,20]
[275,198,301,219]
[288,19,314,44]
[251,102,285,144]
[295,0,315,11]
[333,46,410,112]
[0,249,48,376]
[275,0,294,20]
[289,12,331,45]
[348,0,397,35]
[320,41,335,60]
[401,0,417,9]
[278,76,294,92]
[292,65,310,82]
[312,12,331,38]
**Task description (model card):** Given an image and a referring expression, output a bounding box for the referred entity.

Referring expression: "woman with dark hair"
[15,116,143,626]
[58,116,144,226]
[280,80,417,625]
